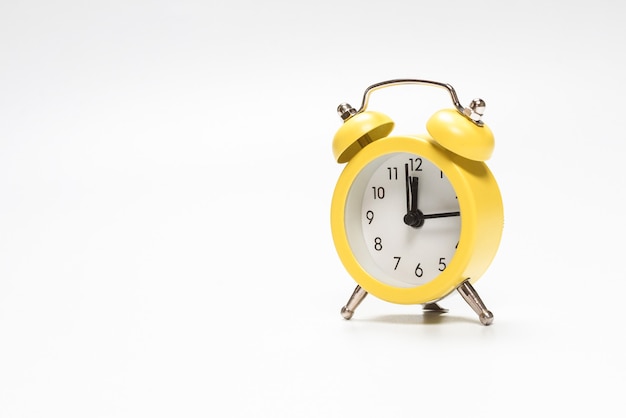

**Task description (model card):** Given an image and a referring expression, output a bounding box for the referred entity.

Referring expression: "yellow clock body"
[330,79,504,323]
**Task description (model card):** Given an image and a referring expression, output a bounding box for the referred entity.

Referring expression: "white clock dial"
[345,152,461,288]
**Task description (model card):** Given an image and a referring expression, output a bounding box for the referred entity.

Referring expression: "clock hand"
[405,210,459,227]
[404,163,410,214]
[422,211,461,219]
[403,174,424,228]
[410,176,419,213]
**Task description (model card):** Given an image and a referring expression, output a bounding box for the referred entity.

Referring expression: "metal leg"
[457,279,494,326]
[423,302,449,313]
[340,285,368,320]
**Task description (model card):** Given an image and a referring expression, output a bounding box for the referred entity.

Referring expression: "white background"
[1,1,625,416]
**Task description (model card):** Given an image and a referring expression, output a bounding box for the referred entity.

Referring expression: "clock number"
[393,256,401,270]
[372,187,385,199]
[440,170,444,179]
[387,167,398,180]
[409,158,423,172]
[438,257,447,271]
[414,263,423,277]
[365,210,374,224]
[374,237,383,251]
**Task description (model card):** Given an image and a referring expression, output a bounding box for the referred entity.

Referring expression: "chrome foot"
[340,285,368,320]
[422,302,449,313]
[457,279,493,325]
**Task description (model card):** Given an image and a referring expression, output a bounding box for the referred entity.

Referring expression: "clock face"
[345,152,461,288]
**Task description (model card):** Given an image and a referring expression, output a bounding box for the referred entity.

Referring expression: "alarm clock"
[330,79,504,325]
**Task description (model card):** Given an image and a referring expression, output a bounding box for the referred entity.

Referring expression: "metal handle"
[355,79,485,126]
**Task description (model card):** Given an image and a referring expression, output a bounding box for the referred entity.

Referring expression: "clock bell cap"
[426,109,494,161]
[333,111,394,163]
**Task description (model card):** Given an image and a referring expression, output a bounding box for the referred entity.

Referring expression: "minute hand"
[421,211,460,219]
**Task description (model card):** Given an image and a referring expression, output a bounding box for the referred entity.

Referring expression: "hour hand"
[410,176,419,213]
[403,175,424,228]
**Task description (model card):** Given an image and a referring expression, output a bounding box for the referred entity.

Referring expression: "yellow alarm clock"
[330,79,503,325]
